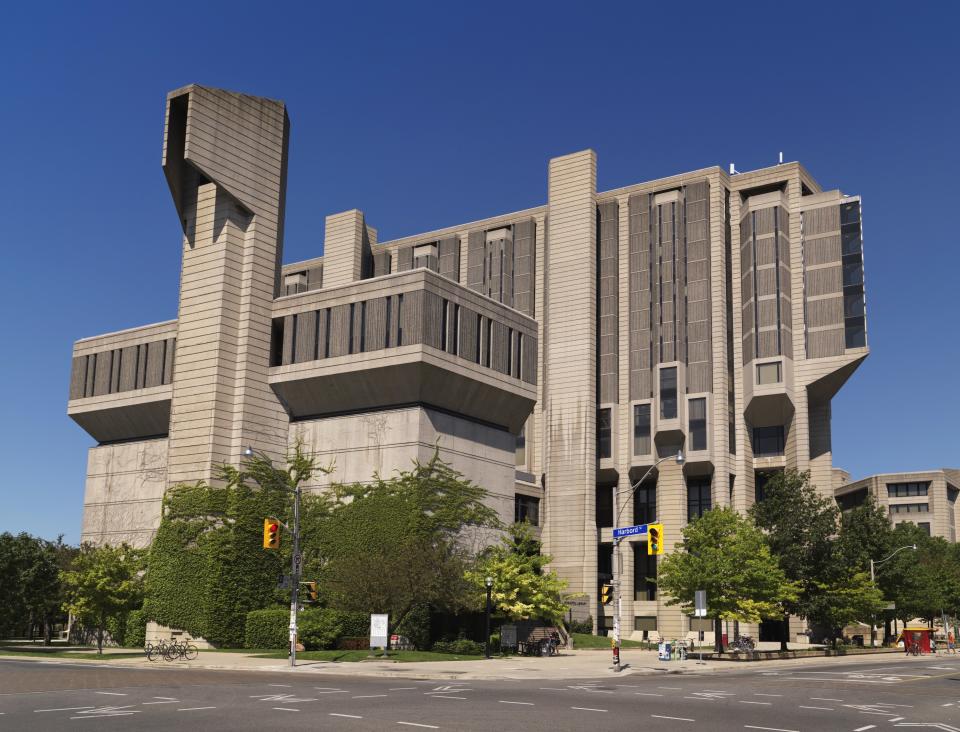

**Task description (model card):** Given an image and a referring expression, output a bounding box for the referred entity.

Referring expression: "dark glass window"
[752,426,785,457]
[887,482,930,497]
[844,316,866,349]
[514,494,540,526]
[689,398,707,451]
[597,543,613,581]
[660,367,677,420]
[917,522,931,536]
[889,502,929,515]
[840,201,861,226]
[595,484,614,528]
[633,543,657,601]
[841,226,862,256]
[597,408,612,459]
[844,290,865,318]
[837,487,868,511]
[843,258,863,287]
[515,425,526,466]
[687,478,712,521]
[633,403,651,455]
[633,480,656,526]
[755,469,781,503]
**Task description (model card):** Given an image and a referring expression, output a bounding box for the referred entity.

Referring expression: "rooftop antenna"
[778,151,784,164]
[729,162,739,175]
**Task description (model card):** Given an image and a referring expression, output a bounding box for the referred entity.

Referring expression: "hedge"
[244,608,369,650]
[432,638,484,655]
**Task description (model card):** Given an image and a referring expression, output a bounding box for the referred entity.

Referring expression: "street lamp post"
[869,544,917,648]
[244,446,302,669]
[484,576,493,659]
[611,450,685,672]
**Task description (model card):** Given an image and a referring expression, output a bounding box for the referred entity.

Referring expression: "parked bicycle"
[729,635,756,653]
[144,639,198,662]
[144,639,167,662]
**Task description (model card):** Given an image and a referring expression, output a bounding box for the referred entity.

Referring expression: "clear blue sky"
[1,2,957,543]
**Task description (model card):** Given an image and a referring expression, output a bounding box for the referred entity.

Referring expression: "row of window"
[840,201,867,349]
[595,477,713,528]
[597,543,659,601]
[597,397,708,459]
[887,482,930,497]
[889,503,929,515]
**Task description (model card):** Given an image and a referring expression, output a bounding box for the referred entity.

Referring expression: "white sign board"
[694,589,707,618]
[369,614,389,649]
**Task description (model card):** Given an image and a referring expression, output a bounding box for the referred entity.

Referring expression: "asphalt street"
[2,656,959,731]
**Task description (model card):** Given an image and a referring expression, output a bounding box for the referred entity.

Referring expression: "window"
[597,543,613,581]
[397,294,404,346]
[515,425,526,466]
[633,544,657,601]
[889,503,929,515]
[595,484,614,528]
[634,616,657,632]
[917,522,931,536]
[837,487,868,511]
[441,299,448,352]
[633,480,656,526]
[687,478,712,521]
[840,201,866,349]
[755,469,781,503]
[756,362,781,385]
[752,425,785,457]
[660,367,677,420]
[385,296,392,348]
[887,482,930,497]
[597,408,612,459]
[633,403,651,455]
[514,494,540,526]
[689,398,707,451]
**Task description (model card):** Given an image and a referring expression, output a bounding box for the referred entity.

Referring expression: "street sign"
[694,590,707,618]
[370,613,389,650]
[613,523,648,539]
[277,574,291,590]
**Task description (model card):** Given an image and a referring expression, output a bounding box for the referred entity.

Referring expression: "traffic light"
[600,583,613,605]
[303,581,318,604]
[263,518,280,550]
[647,523,663,556]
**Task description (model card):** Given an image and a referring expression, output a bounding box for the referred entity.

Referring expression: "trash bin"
[658,641,671,661]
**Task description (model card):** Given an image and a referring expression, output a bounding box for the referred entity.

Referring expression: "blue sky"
[1,2,957,543]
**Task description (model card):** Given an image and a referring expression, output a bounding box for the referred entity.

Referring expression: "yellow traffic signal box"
[263,518,280,549]
[647,523,664,555]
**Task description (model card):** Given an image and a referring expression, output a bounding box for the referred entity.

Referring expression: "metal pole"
[485,584,492,659]
[870,559,876,648]
[613,537,622,672]
[289,486,301,668]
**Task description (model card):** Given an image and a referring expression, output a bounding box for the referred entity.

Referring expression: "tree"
[467,522,569,625]
[144,443,333,647]
[656,508,799,652]
[838,494,894,573]
[750,470,842,649]
[0,533,76,643]
[61,544,143,654]
[320,452,500,634]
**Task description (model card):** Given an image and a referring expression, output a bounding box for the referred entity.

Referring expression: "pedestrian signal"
[263,518,280,550]
[600,583,613,605]
[647,523,663,555]
[303,581,319,604]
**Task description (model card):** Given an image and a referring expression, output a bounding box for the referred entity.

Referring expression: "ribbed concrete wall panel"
[438,236,460,282]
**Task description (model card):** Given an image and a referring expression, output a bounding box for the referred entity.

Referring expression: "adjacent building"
[67,85,869,639]
[836,470,960,541]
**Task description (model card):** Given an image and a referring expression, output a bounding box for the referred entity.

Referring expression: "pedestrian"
[948,632,956,654]
[931,637,938,655]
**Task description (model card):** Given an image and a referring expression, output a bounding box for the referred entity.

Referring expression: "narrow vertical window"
[359,301,366,353]
[453,304,460,356]
[689,398,707,451]
[397,293,404,346]
[441,299,448,352]
[348,303,355,354]
[633,403,651,455]
[687,478,712,521]
[515,425,526,466]
[323,308,331,358]
[506,328,513,376]
[485,318,492,368]
[516,332,523,379]
[475,313,482,364]
[597,408,612,459]
[385,296,392,348]
[660,367,677,420]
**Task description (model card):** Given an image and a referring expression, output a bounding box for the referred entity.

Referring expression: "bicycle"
[164,639,199,661]
[907,641,920,656]
[145,639,168,662]
[730,635,756,653]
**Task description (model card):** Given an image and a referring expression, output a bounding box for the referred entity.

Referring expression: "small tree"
[467,522,569,626]
[61,544,143,653]
[657,508,799,652]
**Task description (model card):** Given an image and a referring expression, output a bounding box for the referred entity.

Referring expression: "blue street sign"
[613,524,648,539]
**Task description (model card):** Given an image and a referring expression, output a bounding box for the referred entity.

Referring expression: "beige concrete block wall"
[322,210,367,288]
[81,439,168,548]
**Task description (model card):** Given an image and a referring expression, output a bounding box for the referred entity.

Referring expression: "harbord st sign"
[613,524,649,539]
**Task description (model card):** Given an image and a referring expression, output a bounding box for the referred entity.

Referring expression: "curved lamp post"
[484,576,494,659]
[612,450,685,672]
[869,544,917,647]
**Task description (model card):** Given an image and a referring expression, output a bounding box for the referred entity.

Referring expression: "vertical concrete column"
[322,210,370,288]
[163,85,291,485]
[656,458,687,638]
[543,150,597,607]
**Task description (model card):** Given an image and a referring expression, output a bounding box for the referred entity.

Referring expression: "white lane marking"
[499,700,534,705]
[811,697,843,701]
[658,686,682,690]
[153,697,177,700]
[390,687,417,691]
[315,690,349,694]
[888,718,904,723]
[331,713,363,718]
[70,713,136,719]
[432,695,466,700]
[944,702,956,707]
[739,701,771,705]
[142,701,178,704]
[179,706,217,711]
[397,723,439,729]
[571,707,608,712]
[684,696,715,701]
[540,687,568,691]
[853,726,876,731]
[754,693,782,697]
[744,727,799,732]
[635,692,663,697]
[353,695,388,699]
[799,705,834,711]
[34,706,95,712]
[94,692,127,696]
[272,707,299,712]
[651,714,694,722]
[269,684,292,687]
[315,687,343,690]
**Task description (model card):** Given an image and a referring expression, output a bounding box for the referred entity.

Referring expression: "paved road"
[2,656,959,730]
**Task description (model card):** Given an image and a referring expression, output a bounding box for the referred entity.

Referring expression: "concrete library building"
[67,85,869,641]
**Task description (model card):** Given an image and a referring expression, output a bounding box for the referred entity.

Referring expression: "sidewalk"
[1,647,940,681]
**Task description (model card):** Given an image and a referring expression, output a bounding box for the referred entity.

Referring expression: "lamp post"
[869,544,917,647]
[245,445,302,669]
[485,576,494,659]
[611,450,685,672]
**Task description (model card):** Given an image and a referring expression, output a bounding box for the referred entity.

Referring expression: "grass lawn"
[0,646,144,660]
[249,649,483,662]
[571,632,647,649]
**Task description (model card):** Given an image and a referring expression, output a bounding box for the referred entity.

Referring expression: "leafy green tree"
[320,453,500,635]
[144,443,332,647]
[0,533,76,642]
[467,522,569,625]
[61,544,143,653]
[879,523,957,627]
[656,508,799,652]
[838,493,894,572]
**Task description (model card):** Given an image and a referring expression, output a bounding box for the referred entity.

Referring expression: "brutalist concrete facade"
[68,86,868,639]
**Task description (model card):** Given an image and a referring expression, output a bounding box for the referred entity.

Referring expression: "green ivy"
[244,607,369,650]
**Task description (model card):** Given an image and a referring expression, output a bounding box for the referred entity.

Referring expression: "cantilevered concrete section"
[68,85,868,640]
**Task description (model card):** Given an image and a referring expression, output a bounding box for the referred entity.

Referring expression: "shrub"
[566,616,593,634]
[125,609,148,648]
[332,610,369,639]
[395,604,430,650]
[299,611,342,651]
[244,608,288,649]
[432,638,483,655]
